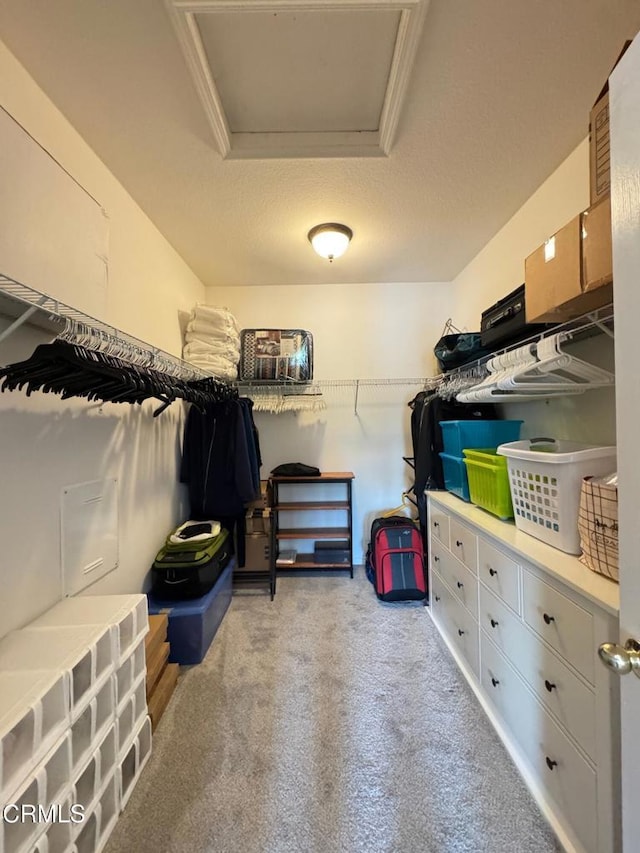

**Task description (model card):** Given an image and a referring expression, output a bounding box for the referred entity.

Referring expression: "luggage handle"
[485,301,522,329]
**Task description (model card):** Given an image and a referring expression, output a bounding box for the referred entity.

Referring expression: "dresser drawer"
[478,538,520,614]
[481,636,597,853]
[479,586,596,760]
[449,518,477,574]
[522,570,595,685]
[431,571,479,678]
[432,539,478,620]
[429,506,450,550]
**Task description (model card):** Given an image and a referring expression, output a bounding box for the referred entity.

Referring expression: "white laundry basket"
[496,439,617,554]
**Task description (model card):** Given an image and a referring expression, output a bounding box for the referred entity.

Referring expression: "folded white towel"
[186,318,241,342]
[189,307,239,336]
[193,304,239,328]
[183,339,240,359]
[187,355,238,382]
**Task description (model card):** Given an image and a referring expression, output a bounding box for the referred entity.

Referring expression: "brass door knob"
[598,639,640,678]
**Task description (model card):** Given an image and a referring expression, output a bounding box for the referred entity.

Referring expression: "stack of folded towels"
[183,305,240,381]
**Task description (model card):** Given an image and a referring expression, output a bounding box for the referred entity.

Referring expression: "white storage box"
[31,595,148,666]
[0,733,72,853]
[70,678,114,774]
[116,673,147,760]
[113,636,146,714]
[118,715,152,810]
[0,625,113,720]
[72,769,119,853]
[0,670,69,805]
[497,439,617,554]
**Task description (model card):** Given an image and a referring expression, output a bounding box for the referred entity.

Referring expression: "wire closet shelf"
[0,273,208,381]
[431,303,615,402]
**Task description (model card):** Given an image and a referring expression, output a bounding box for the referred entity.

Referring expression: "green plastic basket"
[463,448,514,520]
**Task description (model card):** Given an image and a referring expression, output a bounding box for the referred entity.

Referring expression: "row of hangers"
[455,332,614,403]
[0,319,237,415]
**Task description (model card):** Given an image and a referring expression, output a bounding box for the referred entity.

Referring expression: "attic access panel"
[167,0,429,159]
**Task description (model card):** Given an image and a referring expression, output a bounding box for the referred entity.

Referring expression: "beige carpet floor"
[105,569,562,853]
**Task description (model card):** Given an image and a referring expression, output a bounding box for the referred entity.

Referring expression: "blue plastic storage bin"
[147,560,234,665]
[440,420,523,457]
[439,453,470,501]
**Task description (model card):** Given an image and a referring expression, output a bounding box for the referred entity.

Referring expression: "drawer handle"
[434,555,440,562]
[457,581,464,589]
[491,677,500,687]
[490,618,499,628]
[544,679,557,692]
[488,567,497,577]
[456,540,463,547]
[457,629,465,636]
[433,521,440,528]
[434,595,441,602]
[545,757,558,771]
[543,613,555,625]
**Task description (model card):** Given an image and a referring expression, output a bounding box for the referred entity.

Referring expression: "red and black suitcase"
[367,516,426,602]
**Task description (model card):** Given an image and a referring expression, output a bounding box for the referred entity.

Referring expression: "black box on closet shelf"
[480,284,551,351]
[313,541,350,564]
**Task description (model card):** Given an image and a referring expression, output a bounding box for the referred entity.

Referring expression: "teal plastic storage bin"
[440,420,523,457]
[439,453,470,501]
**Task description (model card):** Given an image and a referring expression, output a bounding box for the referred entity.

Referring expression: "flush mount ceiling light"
[308,223,353,262]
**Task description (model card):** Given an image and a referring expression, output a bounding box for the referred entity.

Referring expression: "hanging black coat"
[180,399,258,518]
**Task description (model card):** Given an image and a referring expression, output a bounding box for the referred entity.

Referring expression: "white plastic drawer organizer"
[31,595,148,666]
[0,671,69,806]
[0,594,150,853]
[497,439,616,554]
[0,626,113,722]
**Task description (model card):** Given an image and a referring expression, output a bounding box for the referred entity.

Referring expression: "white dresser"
[428,492,620,853]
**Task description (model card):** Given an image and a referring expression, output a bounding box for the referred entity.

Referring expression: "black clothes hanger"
[0,339,238,413]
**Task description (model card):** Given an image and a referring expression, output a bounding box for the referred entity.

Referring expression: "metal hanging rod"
[235,378,430,390]
[0,273,210,381]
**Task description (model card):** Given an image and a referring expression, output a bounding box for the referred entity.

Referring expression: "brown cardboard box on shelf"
[245,508,271,536]
[589,40,632,205]
[240,533,271,572]
[525,196,613,323]
[525,214,582,323]
[582,194,612,292]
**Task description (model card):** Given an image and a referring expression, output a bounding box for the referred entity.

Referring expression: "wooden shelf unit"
[270,472,355,589]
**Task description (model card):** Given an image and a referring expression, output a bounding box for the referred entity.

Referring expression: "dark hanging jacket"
[180,400,260,565]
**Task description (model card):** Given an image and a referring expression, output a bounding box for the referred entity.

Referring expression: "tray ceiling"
[167,0,428,158]
[1,1,640,287]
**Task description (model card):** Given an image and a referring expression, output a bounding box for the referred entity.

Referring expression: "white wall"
[451,139,616,446]
[0,41,205,638]
[206,282,454,560]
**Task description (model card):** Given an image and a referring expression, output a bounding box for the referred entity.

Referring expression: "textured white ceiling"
[196,8,400,133]
[0,0,639,287]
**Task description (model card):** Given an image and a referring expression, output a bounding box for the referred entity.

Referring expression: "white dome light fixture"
[308,223,353,262]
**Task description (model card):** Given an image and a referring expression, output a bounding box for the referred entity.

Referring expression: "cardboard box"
[245,508,271,536]
[582,194,612,292]
[589,41,632,205]
[525,214,582,322]
[241,533,270,572]
[525,196,613,323]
